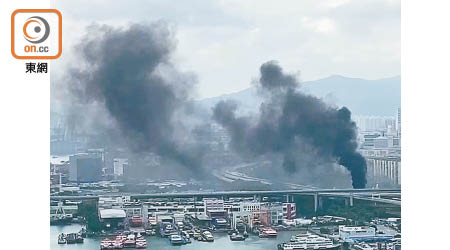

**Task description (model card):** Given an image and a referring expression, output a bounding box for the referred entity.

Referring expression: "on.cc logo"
[23,16,50,44]
[11,9,62,60]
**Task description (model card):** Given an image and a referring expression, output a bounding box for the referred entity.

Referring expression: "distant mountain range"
[198,75,400,117]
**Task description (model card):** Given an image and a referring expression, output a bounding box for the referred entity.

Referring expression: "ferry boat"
[277,233,341,250]
[259,228,278,238]
[202,231,214,242]
[100,239,113,250]
[169,234,184,245]
[101,235,127,250]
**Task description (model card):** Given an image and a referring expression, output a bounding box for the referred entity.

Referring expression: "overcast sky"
[52,0,400,99]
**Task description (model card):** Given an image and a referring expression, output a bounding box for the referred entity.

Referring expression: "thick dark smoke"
[213,61,367,188]
[67,23,202,171]
[57,23,365,187]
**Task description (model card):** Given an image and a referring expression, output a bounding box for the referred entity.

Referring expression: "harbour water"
[51,225,296,250]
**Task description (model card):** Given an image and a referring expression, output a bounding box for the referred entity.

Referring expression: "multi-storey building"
[366,155,401,187]
[69,152,103,183]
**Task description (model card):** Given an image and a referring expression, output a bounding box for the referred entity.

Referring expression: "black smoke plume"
[66,23,202,171]
[213,61,367,188]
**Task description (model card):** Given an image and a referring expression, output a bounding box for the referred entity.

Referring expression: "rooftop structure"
[99,209,126,219]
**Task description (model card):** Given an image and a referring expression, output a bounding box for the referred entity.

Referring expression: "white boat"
[230,233,245,241]
[278,233,341,250]
[259,228,278,238]
[202,231,214,242]
[169,234,184,245]
[100,239,114,250]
